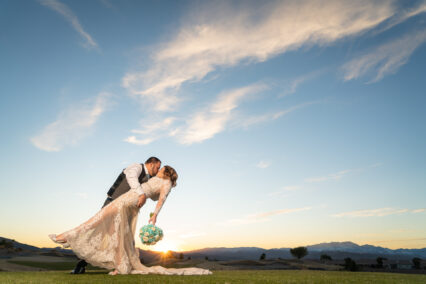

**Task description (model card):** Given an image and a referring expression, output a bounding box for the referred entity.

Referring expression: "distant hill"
[1,236,425,261]
[180,242,426,261]
[0,237,74,256]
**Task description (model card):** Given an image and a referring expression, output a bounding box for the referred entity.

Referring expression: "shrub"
[344,257,358,271]
[412,257,421,269]
[290,247,308,260]
[320,254,332,261]
[376,257,387,268]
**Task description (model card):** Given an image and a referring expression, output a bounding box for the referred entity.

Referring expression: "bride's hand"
[137,194,146,208]
[149,214,157,225]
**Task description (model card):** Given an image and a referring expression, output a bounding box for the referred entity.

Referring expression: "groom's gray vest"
[103,164,149,207]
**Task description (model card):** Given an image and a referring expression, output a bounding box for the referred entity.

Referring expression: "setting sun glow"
[150,240,180,253]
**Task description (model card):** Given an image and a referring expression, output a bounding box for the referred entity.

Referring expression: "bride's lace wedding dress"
[58,177,211,275]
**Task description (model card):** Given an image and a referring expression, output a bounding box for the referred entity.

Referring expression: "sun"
[152,239,180,253]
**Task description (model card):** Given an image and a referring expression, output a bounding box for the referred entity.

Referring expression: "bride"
[48,165,211,275]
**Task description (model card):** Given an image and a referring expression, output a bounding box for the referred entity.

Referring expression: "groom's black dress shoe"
[71,260,87,274]
[70,267,85,274]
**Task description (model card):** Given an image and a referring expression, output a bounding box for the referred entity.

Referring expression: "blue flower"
[140,224,164,245]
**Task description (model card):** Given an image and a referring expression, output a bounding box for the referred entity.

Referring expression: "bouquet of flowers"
[139,213,164,245]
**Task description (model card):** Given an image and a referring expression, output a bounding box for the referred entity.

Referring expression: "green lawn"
[7,261,103,271]
[0,270,425,284]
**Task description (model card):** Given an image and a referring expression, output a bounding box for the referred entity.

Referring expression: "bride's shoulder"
[150,176,171,190]
[148,176,170,187]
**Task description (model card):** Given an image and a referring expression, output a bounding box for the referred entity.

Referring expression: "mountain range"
[179,242,426,261]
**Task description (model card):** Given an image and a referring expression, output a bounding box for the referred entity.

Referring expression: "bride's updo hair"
[163,165,178,187]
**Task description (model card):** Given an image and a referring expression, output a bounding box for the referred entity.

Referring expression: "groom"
[71,156,162,274]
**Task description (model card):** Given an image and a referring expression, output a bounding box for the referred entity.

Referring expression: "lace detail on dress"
[61,187,211,275]
[141,177,171,201]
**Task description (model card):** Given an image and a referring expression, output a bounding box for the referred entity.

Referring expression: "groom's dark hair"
[145,156,161,164]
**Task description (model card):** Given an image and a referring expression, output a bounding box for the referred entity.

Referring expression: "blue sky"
[1,0,425,251]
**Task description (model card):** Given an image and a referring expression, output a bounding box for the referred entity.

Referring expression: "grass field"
[0,270,425,283]
[7,260,103,271]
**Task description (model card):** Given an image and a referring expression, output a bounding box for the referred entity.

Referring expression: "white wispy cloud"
[236,100,319,129]
[268,185,303,196]
[282,185,303,191]
[249,207,312,219]
[236,110,286,129]
[280,70,325,97]
[40,0,98,49]
[31,92,111,151]
[122,0,398,111]
[272,163,380,196]
[124,84,318,146]
[124,117,176,145]
[305,169,358,183]
[75,192,88,199]
[99,0,115,10]
[342,29,426,82]
[173,84,266,144]
[123,136,155,146]
[125,83,281,145]
[256,161,270,169]
[332,207,426,218]
[369,162,383,168]
[131,117,176,135]
[388,229,414,233]
[372,1,426,34]
[412,208,426,213]
[221,207,311,225]
[373,238,426,244]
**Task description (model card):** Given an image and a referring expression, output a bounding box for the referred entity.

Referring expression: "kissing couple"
[49,157,211,276]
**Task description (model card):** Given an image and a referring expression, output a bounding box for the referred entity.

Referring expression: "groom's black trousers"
[73,197,113,272]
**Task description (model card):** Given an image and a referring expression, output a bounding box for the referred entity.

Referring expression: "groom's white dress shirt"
[123,163,150,196]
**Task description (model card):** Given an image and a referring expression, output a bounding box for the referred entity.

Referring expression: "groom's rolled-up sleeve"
[124,163,144,195]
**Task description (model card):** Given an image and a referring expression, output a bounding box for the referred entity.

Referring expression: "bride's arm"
[149,186,170,225]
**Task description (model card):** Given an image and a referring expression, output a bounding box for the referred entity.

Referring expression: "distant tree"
[3,240,13,249]
[376,257,387,268]
[259,253,266,260]
[344,257,359,271]
[205,256,208,261]
[187,256,191,260]
[320,254,332,262]
[290,247,308,260]
[179,253,184,260]
[412,257,421,269]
